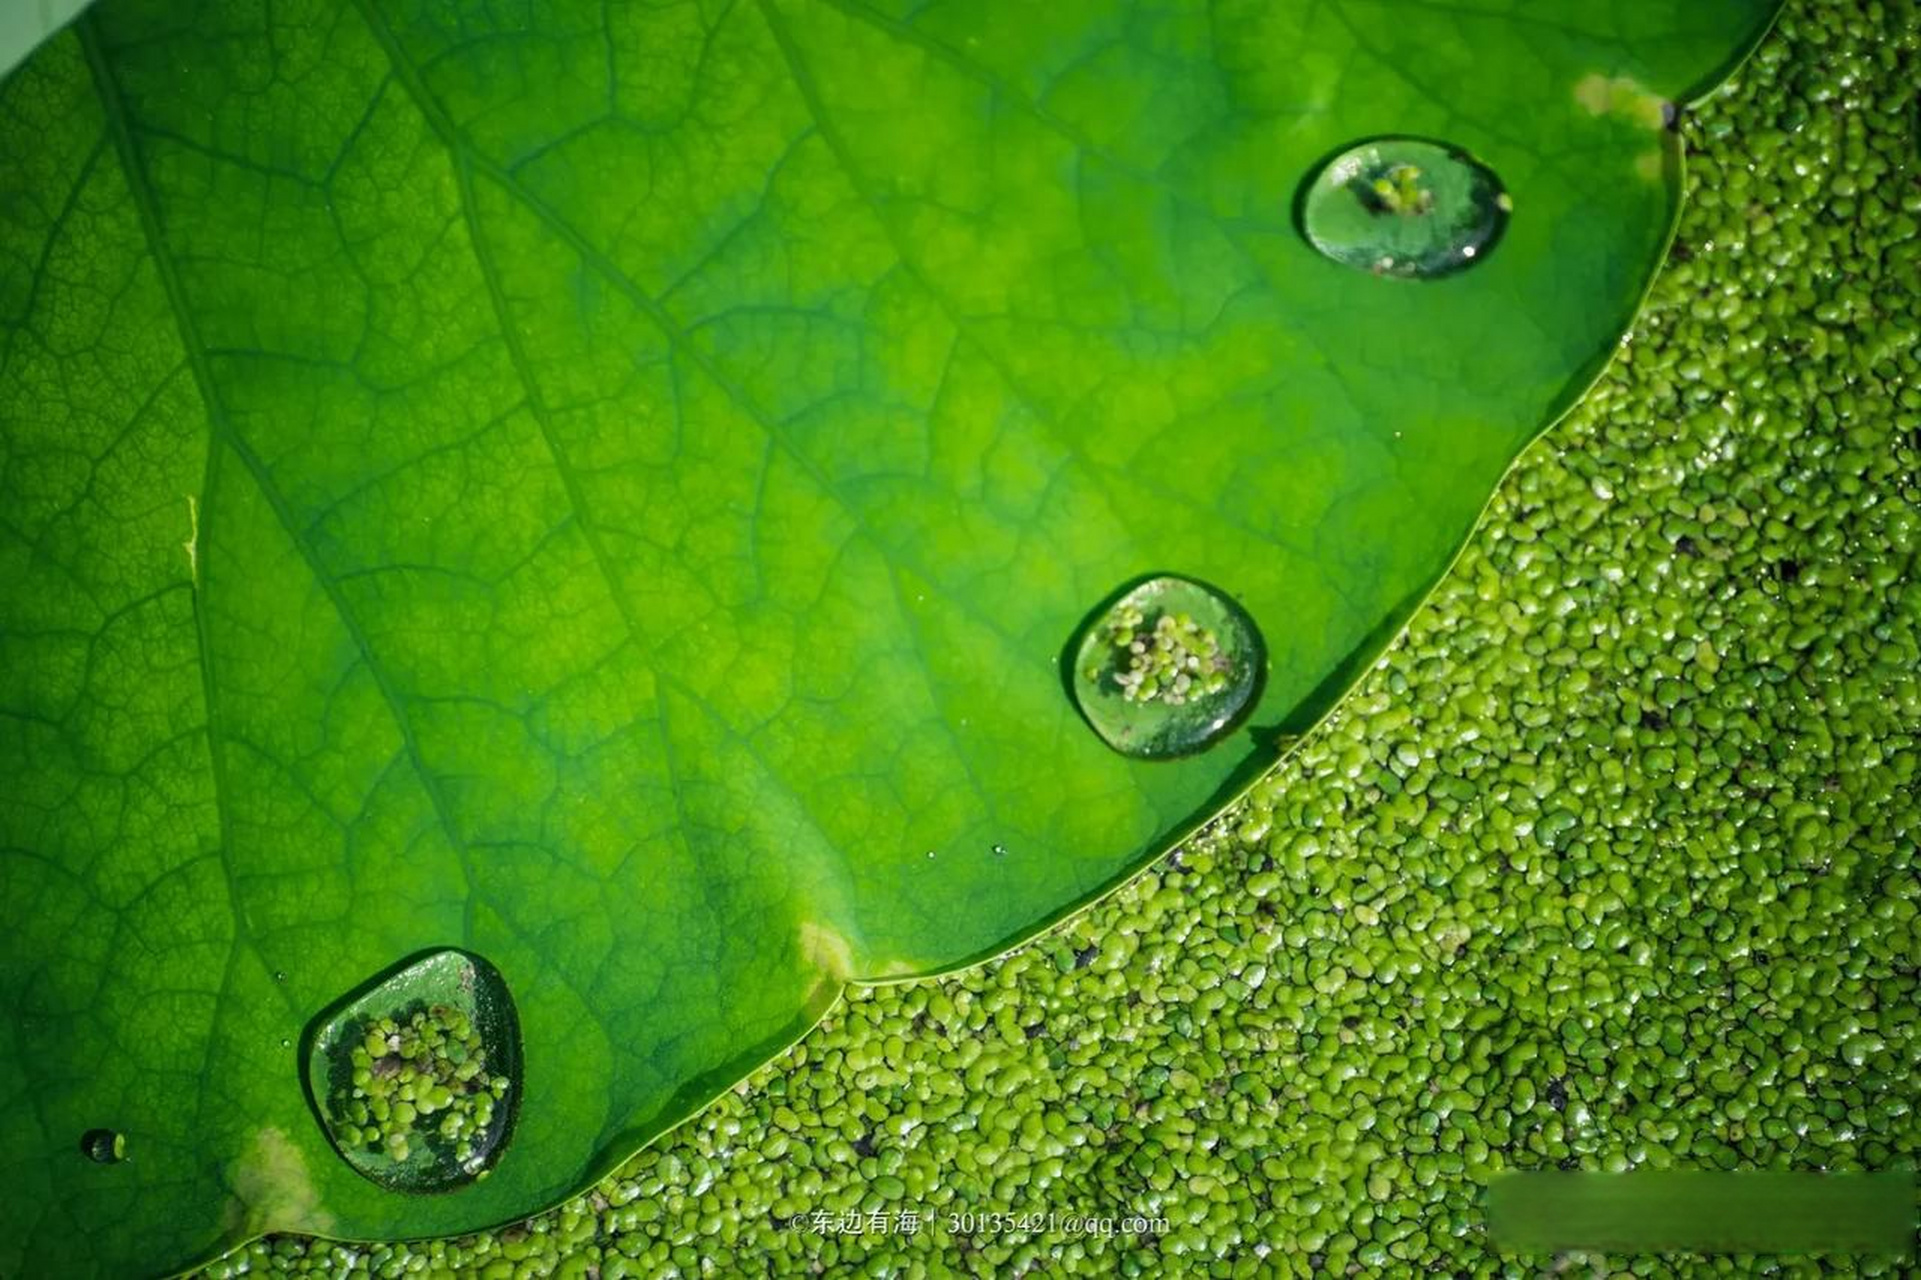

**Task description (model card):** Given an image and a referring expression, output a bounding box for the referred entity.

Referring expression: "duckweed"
[196,0,1916,1275]
[1365,163,1434,217]
[1090,604,1231,708]
[327,1003,506,1172]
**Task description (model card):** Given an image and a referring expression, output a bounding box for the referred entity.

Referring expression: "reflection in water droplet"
[1071,576,1266,759]
[305,949,521,1192]
[992,844,1008,857]
[81,1129,125,1163]
[1301,138,1510,279]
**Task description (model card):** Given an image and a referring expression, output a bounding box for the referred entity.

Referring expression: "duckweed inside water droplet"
[1072,576,1265,758]
[305,949,521,1192]
[1301,137,1511,278]
[80,1129,124,1164]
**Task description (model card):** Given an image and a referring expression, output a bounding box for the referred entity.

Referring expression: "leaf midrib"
[72,8,626,1099]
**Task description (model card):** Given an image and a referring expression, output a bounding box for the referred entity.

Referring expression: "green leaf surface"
[0,1,1776,1274]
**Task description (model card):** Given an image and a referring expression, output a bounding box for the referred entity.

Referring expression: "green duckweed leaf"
[0,0,1777,1273]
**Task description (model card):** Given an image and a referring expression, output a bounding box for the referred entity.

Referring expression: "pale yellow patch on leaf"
[223,1127,334,1237]
[797,919,854,1003]
[1574,73,1670,130]
[183,494,200,587]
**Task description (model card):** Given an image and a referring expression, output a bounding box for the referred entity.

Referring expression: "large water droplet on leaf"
[1071,575,1265,759]
[305,949,521,1192]
[1301,138,1510,279]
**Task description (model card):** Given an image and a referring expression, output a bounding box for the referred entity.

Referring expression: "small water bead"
[1301,137,1511,279]
[304,949,521,1192]
[1071,575,1266,759]
[80,1129,125,1163]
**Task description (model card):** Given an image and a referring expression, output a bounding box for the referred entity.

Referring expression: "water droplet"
[304,948,521,1192]
[991,844,1008,857]
[274,971,287,982]
[80,1129,125,1163]
[1071,575,1266,759]
[1300,138,1510,279]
